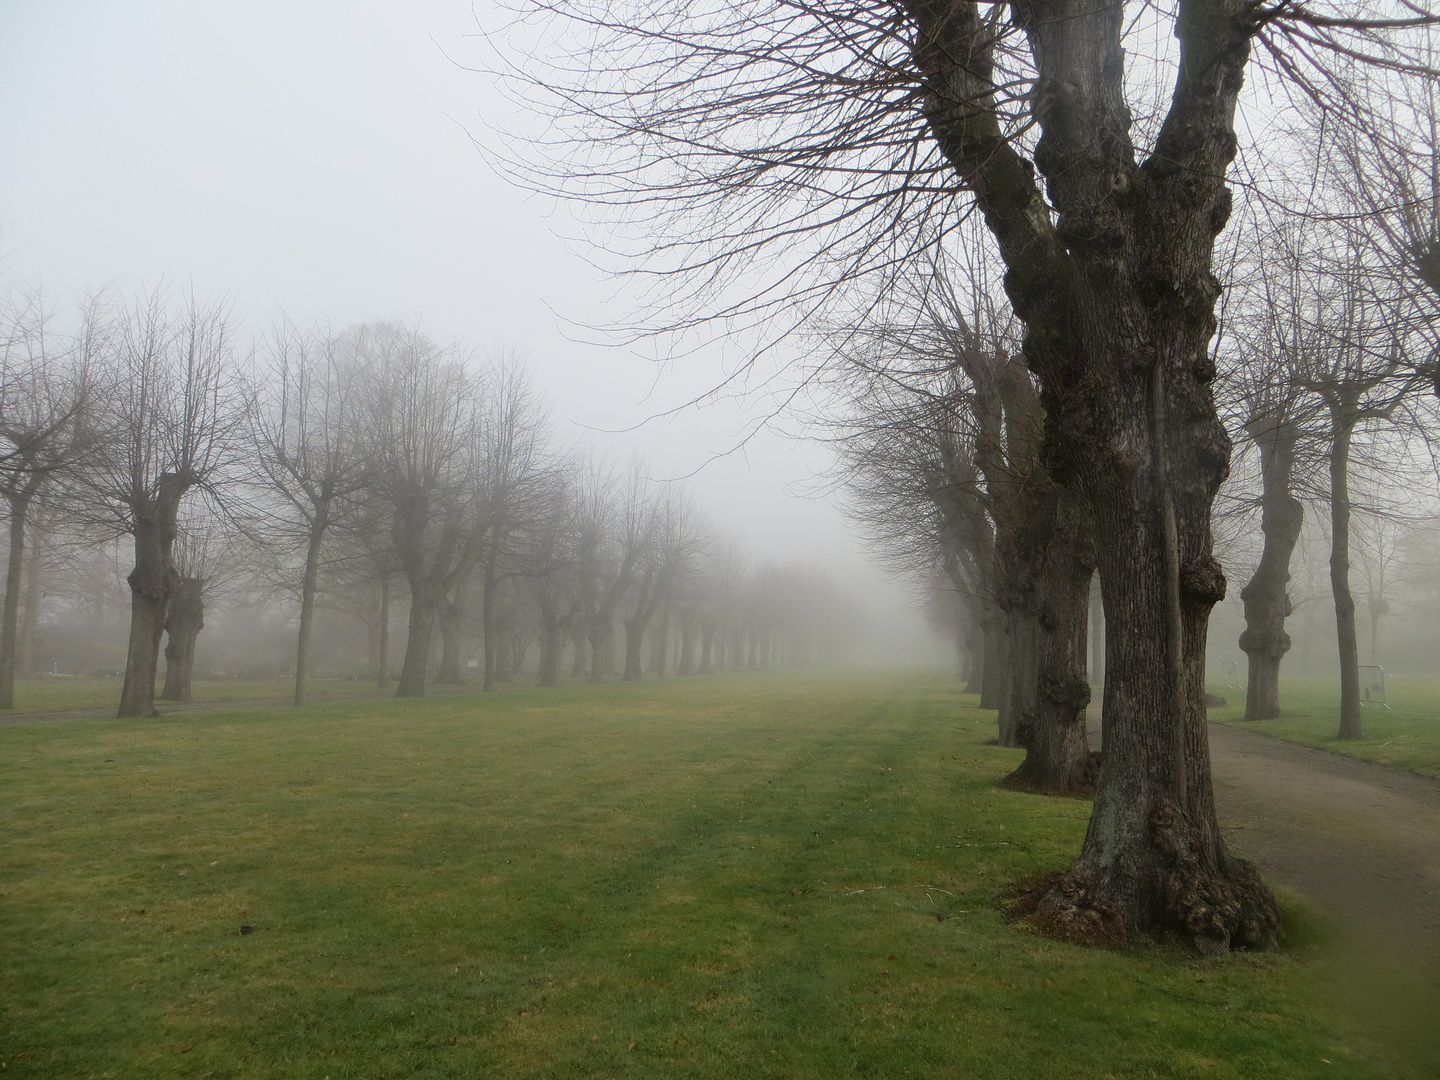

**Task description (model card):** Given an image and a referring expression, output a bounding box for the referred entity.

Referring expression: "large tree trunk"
[1239,417,1303,721]
[0,491,35,709]
[978,605,1007,709]
[1005,495,1097,794]
[569,623,589,678]
[587,620,610,683]
[160,576,205,702]
[395,591,435,698]
[1329,405,1363,739]
[119,475,189,718]
[622,615,646,680]
[293,511,328,706]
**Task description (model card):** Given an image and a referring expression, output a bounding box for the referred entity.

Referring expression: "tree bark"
[1088,575,1104,686]
[18,523,43,677]
[1239,417,1303,721]
[1005,496,1098,794]
[395,592,436,697]
[437,587,466,684]
[1329,404,1363,739]
[978,605,1007,709]
[119,472,190,718]
[160,576,205,702]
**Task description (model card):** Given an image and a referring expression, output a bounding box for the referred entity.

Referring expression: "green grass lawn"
[0,670,1424,1078]
[0,675,484,716]
[1207,673,1440,779]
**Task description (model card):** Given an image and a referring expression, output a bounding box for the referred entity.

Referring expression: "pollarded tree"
[81,291,245,718]
[250,322,372,705]
[358,322,482,699]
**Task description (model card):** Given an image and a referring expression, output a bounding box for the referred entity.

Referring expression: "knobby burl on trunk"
[908,0,1278,949]
[1239,417,1303,721]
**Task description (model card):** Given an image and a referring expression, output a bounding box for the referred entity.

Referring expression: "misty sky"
[0,0,938,652]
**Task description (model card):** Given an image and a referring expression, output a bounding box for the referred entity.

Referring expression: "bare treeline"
[0,290,863,718]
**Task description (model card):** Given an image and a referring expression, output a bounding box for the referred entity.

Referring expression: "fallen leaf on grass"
[239,925,255,935]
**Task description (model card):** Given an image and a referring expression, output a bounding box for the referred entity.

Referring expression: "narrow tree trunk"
[587,621,609,684]
[494,619,514,683]
[18,524,43,677]
[376,574,392,688]
[1329,411,1363,739]
[160,577,205,702]
[0,493,33,709]
[651,607,669,675]
[293,512,327,706]
[1239,418,1303,721]
[678,617,697,675]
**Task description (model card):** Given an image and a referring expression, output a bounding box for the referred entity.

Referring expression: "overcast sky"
[0,0,940,658]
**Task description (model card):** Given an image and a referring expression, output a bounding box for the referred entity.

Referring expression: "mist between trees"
[486,0,1440,952]
[0,290,875,718]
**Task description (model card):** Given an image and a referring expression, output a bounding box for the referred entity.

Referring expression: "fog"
[0,1,947,678]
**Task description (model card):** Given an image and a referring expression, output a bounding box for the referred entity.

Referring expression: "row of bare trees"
[0,292,864,716]
[491,0,1440,950]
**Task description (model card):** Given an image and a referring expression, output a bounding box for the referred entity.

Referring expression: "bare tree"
[81,291,244,718]
[0,289,96,707]
[250,323,371,704]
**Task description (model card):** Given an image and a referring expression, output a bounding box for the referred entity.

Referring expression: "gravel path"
[1206,721,1440,956]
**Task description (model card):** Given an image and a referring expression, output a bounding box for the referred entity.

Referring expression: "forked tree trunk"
[437,589,465,684]
[160,576,205,702]
[1239,417,1303,721]
[119,474,190,718]
[1328,404,1363,739]
[1005,494,1097,794]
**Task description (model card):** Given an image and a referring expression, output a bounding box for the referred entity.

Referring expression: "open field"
[1,670,1426,1079]
[1207,673,1440,779]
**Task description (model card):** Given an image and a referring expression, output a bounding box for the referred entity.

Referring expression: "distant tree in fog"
[250,322,372,705]
[0,288,97,707]
[359,323,480,699]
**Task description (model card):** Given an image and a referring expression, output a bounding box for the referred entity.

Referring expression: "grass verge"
[1,670,1420,1078]
[1207,673,1440,779]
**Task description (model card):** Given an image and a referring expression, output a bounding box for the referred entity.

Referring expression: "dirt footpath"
[1206,721,1440,956]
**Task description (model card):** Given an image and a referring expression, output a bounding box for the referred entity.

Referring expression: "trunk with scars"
[907,0,1278,949]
